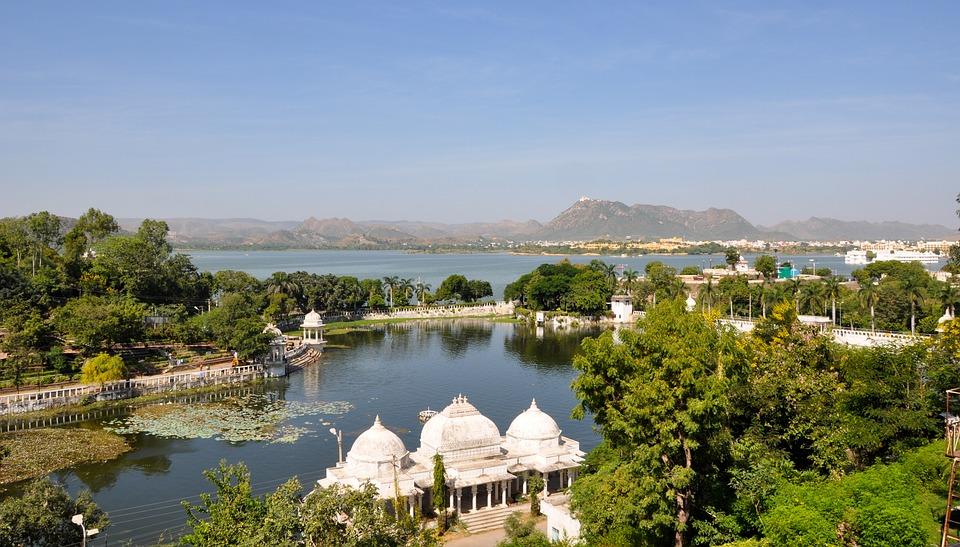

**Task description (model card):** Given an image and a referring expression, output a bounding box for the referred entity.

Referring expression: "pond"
[18,320,602,545]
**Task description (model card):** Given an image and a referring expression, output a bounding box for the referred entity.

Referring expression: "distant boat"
[845,249,942,265]
[418,408,438,423]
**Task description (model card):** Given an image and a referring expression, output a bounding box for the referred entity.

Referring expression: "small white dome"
[263,323,283,338]
[507,399,560,440]
[346,416,409,478]
[505,399,561,455]
[420,394,501,462]
[301,310,324,328]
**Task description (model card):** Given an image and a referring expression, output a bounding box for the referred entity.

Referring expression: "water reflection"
[504,324,602,371]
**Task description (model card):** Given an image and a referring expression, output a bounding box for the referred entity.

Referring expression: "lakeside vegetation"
[0,208,497,392]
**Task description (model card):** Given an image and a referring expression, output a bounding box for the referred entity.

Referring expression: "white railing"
[0,364,269,415]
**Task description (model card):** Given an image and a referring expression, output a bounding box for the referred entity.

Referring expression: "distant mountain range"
[115,198,957,249]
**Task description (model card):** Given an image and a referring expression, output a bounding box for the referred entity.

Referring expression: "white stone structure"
[610,295,633,323]
[542,493,582,543]
[300,310,327,347]
[318,394,584,519]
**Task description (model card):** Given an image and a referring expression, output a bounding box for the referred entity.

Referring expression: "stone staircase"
[457,504,527,534]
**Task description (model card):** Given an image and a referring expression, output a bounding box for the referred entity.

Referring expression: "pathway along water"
[4,320,601,545]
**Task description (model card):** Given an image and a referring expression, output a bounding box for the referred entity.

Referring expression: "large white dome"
[505,399,561,454]
[346,415,409,478]
[420,394,501,462]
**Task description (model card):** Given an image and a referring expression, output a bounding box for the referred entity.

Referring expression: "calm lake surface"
[36,321,600,544]
[186,249,878,299]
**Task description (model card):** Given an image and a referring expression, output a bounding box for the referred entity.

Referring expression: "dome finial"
[374,414,381,425]
[530,398,538,410]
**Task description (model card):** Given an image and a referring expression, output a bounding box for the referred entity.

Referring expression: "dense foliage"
[504,259,616,315]
[0,479,108,547]
[180,461,438,547]
[569,299,960,546]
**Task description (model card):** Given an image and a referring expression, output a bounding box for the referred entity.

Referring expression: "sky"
[1,1,958,227]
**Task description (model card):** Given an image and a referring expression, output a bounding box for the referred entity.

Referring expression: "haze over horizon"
[1,2,958,226]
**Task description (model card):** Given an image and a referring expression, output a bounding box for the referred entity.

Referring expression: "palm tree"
[799,282,824,316]
[398,278,415,305]
[599,262,618,290]
[788,278,803,312]
[622,268,639,295]
[266,272,303,310]
[823,277,843,325]
[857,281,879,333]
[414,279,432,305]
[381,276,399,307]
[700,276,715,313]
[900,277,925,335]
[934,281,960,317]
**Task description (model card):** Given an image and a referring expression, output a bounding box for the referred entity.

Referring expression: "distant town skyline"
[1,2,958,226]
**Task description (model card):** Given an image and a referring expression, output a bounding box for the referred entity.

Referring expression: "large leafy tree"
[571,300,744,546]
[0,479,108,547]
[181,461,301,546]
[80,353,126,386]
[53,295,147,353]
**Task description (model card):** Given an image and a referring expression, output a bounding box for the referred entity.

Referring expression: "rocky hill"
[763,217,957,241]
[536,198,767,240]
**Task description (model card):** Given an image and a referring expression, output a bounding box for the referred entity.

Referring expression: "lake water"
[186,250,875,299]
[33,321,600,544]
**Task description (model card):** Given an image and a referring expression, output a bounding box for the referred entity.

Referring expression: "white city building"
[317,394,585,520]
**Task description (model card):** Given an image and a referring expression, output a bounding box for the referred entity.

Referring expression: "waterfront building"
[610,295,633,322]
[300,310,327,347]
[317,394,584,519]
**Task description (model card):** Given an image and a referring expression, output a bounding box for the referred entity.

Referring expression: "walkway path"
[444,515,547,546]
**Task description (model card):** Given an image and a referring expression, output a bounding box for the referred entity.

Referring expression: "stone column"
[449,490,454,513]
[456,488,462,514]
[408,495,414,518]
[486,483,492,508]
[471,485,477,512]
[542,472,549,496]
[522,472,528,495]
[501,480,507,505]
[567,469,574,488]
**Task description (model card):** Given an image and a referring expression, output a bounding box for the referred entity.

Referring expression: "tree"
[753,255,777,281]
[181,461,301,546]
[0,479,107,546]
[934,280,960,316]
[382,276,400,307]
[497,512,554,547]
[432,453,447,534]
[529,473,544,516]
[415,280,432,305]
[435,274,470,302]
[80,353,126,386]
[725,247,740,270]
[53,295,147,353]
[25,211,62,275]
[858,281,880,332]
[823,276,843,324]
[301,482,436,547]
[679,266,702,276]
[563,269,613,315]
[900,276,925,335]
[571,300,744,546]
[622,268,639,294]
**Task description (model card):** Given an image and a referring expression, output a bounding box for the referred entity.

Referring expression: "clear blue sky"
[1,1,958,226]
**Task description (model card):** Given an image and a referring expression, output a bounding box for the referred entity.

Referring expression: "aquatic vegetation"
[0,428,131,485]
[103,394,352,444]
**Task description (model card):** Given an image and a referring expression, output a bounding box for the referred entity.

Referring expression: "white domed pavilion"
[300,310,326,346]
[317,393,584,520]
